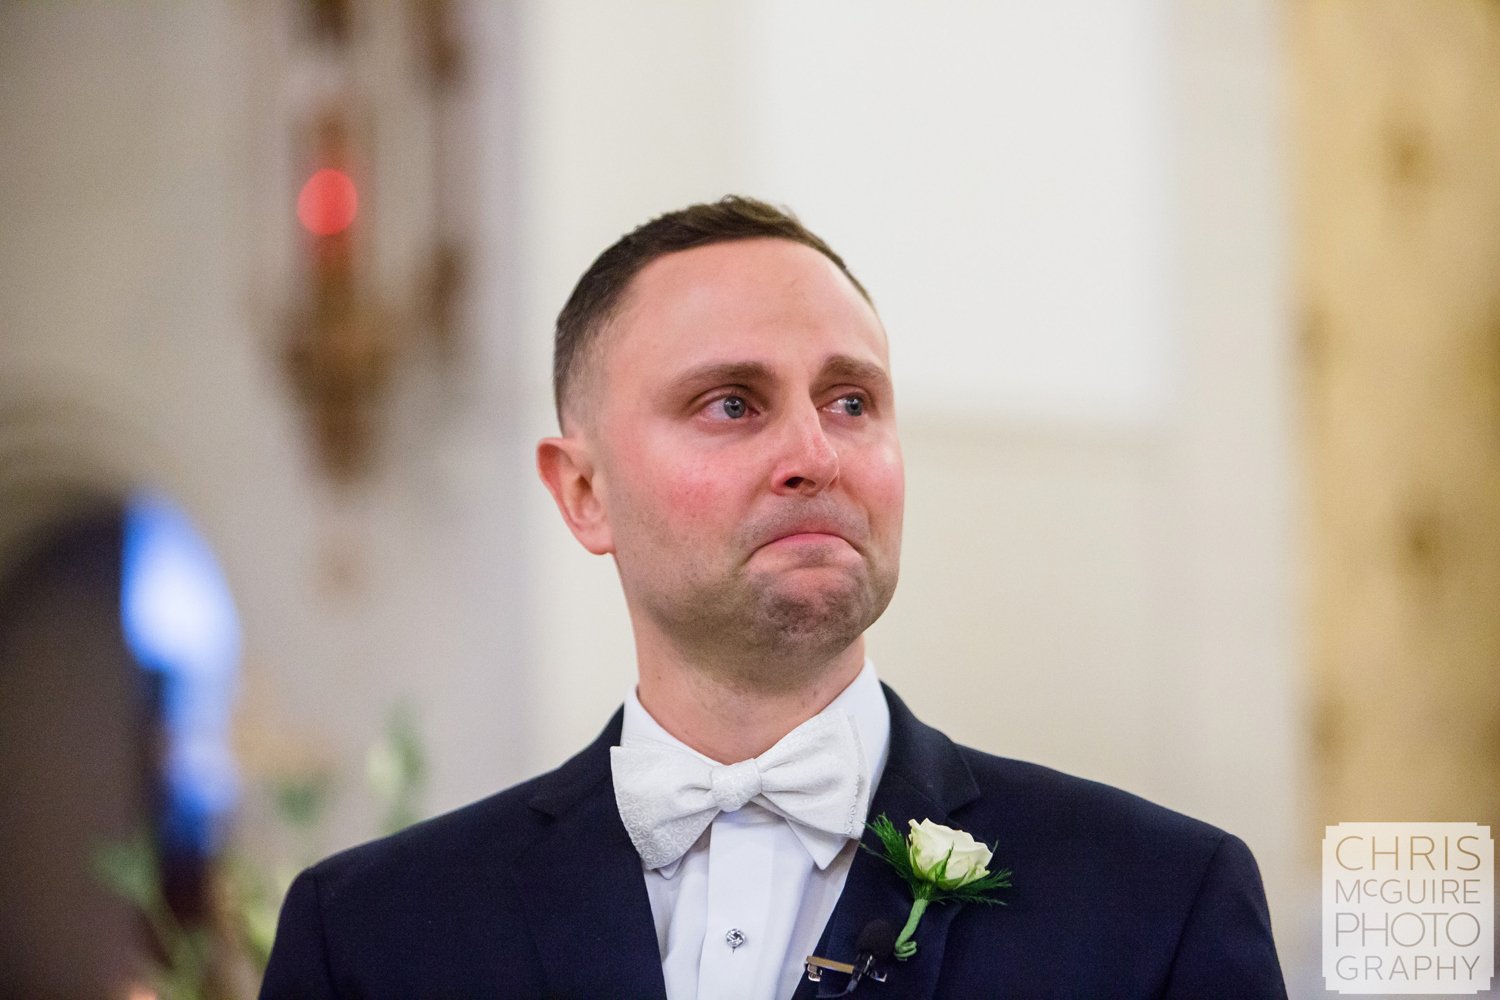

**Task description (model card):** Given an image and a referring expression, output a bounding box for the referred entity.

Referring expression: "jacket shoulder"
[261,718,627,998]
[955,746,1233,851]
[306,717,618,902]
[934,746,1285,998]
[308,774,541,888]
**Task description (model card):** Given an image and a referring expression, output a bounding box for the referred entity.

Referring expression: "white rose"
[906,818,993,889]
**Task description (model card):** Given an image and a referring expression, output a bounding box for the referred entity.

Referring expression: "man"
[261,196,1288,998]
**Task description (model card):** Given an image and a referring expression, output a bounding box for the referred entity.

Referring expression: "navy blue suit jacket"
[260,687,1287,998]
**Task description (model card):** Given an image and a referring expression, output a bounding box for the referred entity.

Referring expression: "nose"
[771,405,840,496]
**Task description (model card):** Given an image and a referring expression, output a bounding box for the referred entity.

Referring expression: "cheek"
[862,442,906,534]
[659,473,726,528]
[613,438,740,535]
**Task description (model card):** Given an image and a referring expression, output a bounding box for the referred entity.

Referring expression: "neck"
[633,636,867,763]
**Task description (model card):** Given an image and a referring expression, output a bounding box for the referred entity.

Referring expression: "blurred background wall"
[0,1,1494,996]
[1293,1,1500,840]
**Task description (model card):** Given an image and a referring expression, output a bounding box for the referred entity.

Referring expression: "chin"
[755,584,875,653]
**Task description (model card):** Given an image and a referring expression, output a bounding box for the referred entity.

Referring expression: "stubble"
[621,504,900,693]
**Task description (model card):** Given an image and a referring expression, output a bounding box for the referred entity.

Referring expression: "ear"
[536,435,614,555]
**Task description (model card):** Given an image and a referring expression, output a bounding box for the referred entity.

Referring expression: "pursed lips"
[748,514,864,556]
[769,529,844,544]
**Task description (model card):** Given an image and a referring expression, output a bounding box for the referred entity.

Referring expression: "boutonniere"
[865,814,1012,959]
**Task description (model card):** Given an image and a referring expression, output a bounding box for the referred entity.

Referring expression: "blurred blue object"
[121,491,241,858]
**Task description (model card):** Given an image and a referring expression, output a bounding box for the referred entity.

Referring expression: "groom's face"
[580,237,905,663]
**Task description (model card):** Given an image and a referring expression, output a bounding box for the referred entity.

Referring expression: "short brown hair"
[552,195,871,428]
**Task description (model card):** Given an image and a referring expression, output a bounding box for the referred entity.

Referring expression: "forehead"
[603,238,888,381]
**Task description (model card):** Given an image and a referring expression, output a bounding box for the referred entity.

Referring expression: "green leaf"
[932,866,1013,905]
[862,813,919,890]
[367,701,429,835]
[221,854,280,970]
[272,772,333,829]
[90,830,162,911]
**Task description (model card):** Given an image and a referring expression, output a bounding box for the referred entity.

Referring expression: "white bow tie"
[610,711,870,872]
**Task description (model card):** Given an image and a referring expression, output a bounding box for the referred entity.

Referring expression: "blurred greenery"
[366,701,427,836]
[93,703,426,1000]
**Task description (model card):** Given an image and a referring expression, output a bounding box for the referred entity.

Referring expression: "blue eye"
[720,395,748,419]
[840,396,865,416]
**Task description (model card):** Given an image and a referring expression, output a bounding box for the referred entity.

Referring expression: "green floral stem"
[893,896,929,960]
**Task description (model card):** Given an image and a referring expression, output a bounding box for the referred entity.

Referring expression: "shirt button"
[725,928,747,950]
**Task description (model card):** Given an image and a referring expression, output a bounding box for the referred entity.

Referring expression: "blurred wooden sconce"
[280,0,466,483]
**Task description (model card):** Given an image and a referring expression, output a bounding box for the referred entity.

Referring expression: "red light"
[297,168,358,236]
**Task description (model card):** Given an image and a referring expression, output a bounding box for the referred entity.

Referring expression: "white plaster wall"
[741,0,1174,425]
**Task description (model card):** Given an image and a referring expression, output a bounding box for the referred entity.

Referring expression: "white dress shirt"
[620,660,892,1000]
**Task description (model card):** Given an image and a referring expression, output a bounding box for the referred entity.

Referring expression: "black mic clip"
[804,919,897,994]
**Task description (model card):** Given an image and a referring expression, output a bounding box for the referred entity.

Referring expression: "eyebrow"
[819,356,893,394]
[659,356,893,402]
[660,361,775,400]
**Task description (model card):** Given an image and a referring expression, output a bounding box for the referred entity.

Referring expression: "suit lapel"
[793,687,981,1000]
[517,712,668,999]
